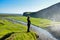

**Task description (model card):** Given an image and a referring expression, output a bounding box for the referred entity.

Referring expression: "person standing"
[27,16,31,32]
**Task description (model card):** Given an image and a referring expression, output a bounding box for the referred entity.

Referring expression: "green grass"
[6,32,36,40]
[0,19,37,40]
[0,16,52,40]
[8,16,51,28]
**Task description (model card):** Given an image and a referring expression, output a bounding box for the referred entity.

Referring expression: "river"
[2,17,58,40]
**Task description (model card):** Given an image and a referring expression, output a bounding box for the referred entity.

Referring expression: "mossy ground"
[0,18,37,40]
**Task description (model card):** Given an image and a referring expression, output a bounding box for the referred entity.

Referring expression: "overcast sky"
[0,0,60,14]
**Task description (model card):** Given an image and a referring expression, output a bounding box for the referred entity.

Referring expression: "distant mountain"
[0,13,22,17]
[23,2,60,21]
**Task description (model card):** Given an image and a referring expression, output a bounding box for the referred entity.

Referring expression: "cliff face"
[23,2,60,21]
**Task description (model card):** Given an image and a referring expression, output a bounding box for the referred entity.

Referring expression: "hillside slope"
[23,2,60,21]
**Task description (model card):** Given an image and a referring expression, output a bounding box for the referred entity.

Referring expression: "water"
[47,21,60,40]
[30,25,58,40]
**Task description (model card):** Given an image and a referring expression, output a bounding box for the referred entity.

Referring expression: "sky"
[0,0,60,14]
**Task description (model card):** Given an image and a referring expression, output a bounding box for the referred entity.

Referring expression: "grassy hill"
[0,18,37,40]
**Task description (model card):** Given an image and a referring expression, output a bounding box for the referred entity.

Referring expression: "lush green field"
[8,16,51,28]
[0,16,52,40]
[0,18,37,40]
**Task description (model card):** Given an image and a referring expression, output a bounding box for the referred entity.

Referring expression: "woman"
[27,16,31,32]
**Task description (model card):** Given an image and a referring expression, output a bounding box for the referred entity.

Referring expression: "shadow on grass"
[0,22,5,25]
[0,32,14,40]
[0,31,32,40]
[0,31,27,40]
